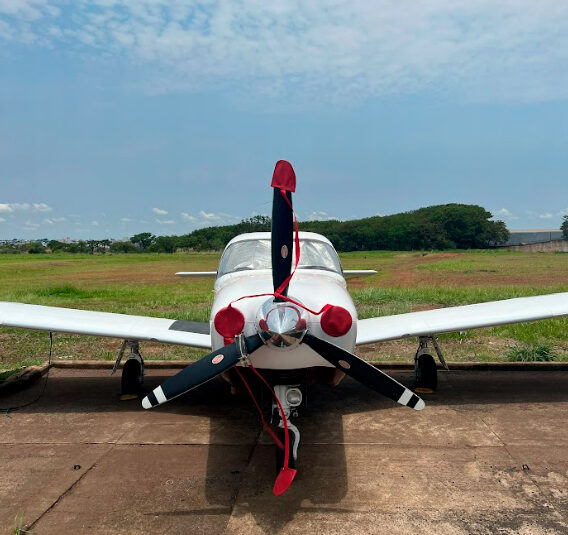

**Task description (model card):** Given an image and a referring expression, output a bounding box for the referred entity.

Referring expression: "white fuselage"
[209,232,358,370]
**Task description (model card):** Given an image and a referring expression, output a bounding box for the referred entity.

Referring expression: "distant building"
[504,229,567,252]
[506,229,564,246]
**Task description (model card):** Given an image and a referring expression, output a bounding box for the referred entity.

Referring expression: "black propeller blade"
[272,188,293,300]
[302,333,425,411]
[142,334,264,409]
[271,160,296,301]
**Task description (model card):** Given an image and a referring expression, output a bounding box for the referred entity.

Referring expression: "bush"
[506,344,557,362]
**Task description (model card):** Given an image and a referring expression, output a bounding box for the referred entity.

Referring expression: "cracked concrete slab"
[1,367,568,534]
[32,444,252,535]
[0,443,112,529]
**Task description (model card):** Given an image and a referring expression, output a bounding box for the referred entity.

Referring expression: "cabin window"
[217,239,342,278]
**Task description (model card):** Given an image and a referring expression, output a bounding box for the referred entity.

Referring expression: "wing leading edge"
[0,302,212,349]
[356,292,568,346]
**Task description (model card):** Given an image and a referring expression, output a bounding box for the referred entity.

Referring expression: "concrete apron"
[1,367,568,535]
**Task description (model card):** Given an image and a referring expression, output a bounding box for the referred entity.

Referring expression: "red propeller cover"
[273,467,297,496]
[320,305,352,337]
[214,305,245,338]
[271,160,296,192]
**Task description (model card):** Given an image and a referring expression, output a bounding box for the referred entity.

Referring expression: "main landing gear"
[413,336,448,394]
[112,340,144,400]
[273,385,303,473]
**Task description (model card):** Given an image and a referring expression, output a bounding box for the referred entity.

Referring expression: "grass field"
[0,249,567,370]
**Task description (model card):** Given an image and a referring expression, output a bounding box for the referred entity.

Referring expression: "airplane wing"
[0,302,212,349]
[356,292,568,345]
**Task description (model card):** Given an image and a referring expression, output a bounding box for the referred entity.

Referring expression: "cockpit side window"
[217,239,342,278]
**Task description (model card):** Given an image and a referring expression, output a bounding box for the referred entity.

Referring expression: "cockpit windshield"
[217,239,342,278]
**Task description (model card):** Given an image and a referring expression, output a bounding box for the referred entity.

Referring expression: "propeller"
[141,159,423,497]
[271,160,296,300]
[303,333,425,411]
[142,160,424,414]
[142,334,264,409]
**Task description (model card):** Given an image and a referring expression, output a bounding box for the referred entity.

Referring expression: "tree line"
[1,205,510,254]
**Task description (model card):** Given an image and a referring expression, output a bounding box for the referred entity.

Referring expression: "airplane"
[1,159,568,495]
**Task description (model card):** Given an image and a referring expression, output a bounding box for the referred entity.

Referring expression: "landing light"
[285,387,302,407]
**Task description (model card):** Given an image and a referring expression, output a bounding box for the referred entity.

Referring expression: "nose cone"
[256,298,308,348]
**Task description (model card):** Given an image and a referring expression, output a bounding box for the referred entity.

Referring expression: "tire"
[121,359,143,398]
[414,353,437,392]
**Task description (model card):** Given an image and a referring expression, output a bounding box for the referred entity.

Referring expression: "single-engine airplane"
[1,160,568,495]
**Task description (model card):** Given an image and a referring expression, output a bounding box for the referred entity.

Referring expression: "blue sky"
[1,1,567,239]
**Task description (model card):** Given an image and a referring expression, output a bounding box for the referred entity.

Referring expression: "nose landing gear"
[273,385,303,473]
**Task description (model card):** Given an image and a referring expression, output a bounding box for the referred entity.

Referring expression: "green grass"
[1,250,567,366]
[506,344,559,362]
[13,512,33,534]
[0,369,18,382]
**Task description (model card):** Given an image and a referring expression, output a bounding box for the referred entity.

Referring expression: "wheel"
[120,358,143,400]
[275,428,296,474]
[414,353,437,393]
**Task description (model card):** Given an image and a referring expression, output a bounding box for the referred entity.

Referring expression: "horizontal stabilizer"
[175,272,217,278]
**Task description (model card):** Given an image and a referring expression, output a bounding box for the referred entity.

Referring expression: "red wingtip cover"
[273,467,297,496]
[271,160,296,192]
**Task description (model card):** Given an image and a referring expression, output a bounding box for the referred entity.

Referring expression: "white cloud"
[91,220,99,226]
[0,202,52,213]
[32,202,51,212]
[195,211,241,226]
[42,217,64,224]
[306,210,338,222]
[199,210,220,221]
[121,217,133,222]
[539,212,554,219]
[494,208,518,220]
[181,212,196,222]
[0,0,53,21]
[152,207,168,215]
[496,208,512,217]
[0,217,5,223]
[23,220,39,230]
[0,203,29,213]
[156,218,175,225]
[2,1,568,103]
